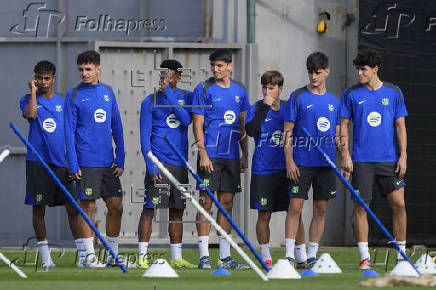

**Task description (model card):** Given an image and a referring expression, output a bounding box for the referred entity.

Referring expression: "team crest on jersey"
[235,95,240,103]
[328,104,334,111]
[178,99,185,106]
[56,105,62,112]
[166,113,180,128]
[382,98,389,105]
[104,95,110,102]
[43,118,56,133]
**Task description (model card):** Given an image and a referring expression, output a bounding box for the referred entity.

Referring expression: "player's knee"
[32,206,45,218]
[108,203,123,216]
[221,199,233,210]
[391,199,406,213]
[169,209,183,221]
[141,208,154,219]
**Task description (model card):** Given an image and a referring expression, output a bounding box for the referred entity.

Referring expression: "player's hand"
[159,74,170,91]
[28,79,37,92]
[73,169,82,181]
[286,161,300,183]
[395,155,407,178]
[112,166,124,177]
[240,155,248,173]
[199,153,214,173]
[341,154,353,180]
[263,94,274,106]
[151,173,163,183]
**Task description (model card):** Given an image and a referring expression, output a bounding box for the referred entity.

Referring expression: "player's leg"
[295,215,307,268]
[32,205,55,267]
[79,199,99,264]
[256,210,272,265]
[138,206,154,268]
[217,191,234,258]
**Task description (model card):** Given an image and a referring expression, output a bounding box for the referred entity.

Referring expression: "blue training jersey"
[19,93,67,167]
[285,87,340,167]
[64,82,125,174]
[140,86,192,176]
[246,100,286,175]
[191,78,250,159]
[340,82,408,162]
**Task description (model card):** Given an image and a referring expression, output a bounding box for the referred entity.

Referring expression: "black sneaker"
[285,257,295,267]
[296,261,307,269]
[306,257,317,269]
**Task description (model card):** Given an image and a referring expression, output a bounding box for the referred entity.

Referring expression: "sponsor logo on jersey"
[235,95,240,103]
[56,105,62,112]
[94,109,107,123]
[271,130,284,146]
[367,111,381,127]
[328,104,334,111]
[317,117,331,132]
[224,110,236,124]
[104,95,110,102]
[42,118,56,133]
[382,98,389,105]
[166,113,180,128]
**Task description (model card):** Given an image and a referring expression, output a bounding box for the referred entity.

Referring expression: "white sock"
[83,237,95,262]
[285,239,296,259]
[37,240,52,264]
[198,236,209,258]
[295,243,307,262]
[171,243,182,260]
[106,236,119,259]
[219,236,231,259]
[358,241,370,261]
[259,243,272,261]
[307,242,319,259]
[138,242,149,258]
[396,241,406,260]
[75,238,86,262]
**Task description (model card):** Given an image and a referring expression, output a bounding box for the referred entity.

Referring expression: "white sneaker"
[41,261,56,268]
[79,255,106,268]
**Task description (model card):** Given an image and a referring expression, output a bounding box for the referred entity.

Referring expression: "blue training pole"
[164,137,270,272]
[10,123,128,273]
[301,127,420,275]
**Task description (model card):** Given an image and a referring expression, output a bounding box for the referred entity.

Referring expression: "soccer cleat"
[359,258,371,270]
[306,257,317,269]
[137,256,150,269]
[198,256,211,269]
[285,257,295,267]
[41,261,56,268]
[296,261,307,269]
[79,255,106,268]
[170,258,197,269]
[264,260,273,267]
[218,256,250,269]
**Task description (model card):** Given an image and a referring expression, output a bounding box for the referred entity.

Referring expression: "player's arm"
[193,113,213,173]
[163,86,192,127]
[111,94,125,177]
[64,92,80,179]
[238,111,248,173]
[395,117,407,178]
[245,102,270,137]
[335,124,341,151]
[284,121,300,182]
[339,117,353,180]
[23,79,38,120]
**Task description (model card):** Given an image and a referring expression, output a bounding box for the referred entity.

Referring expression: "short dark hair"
[160,59,183,76]
[77,50,100,65]
[34,60,56,75]
[353,49,381,68]
[261,71,284,87]
[209,48,232,63]
[306,52,329,72]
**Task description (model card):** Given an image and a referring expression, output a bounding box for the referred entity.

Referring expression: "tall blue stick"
[164,137,269,272]
[301,127,420,275]
[10,123,128,273]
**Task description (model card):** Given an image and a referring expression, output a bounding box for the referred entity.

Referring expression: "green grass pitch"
[0,247,428,290]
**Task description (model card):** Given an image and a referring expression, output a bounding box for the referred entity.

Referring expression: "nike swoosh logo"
[330,191,337,195]
[306,105,314,108]
[36,105,42,108]
[214,98,221,102]
[358,100,366,104]
[396,180,403,186]
[265,118,272,122]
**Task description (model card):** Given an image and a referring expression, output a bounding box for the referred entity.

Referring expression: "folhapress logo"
[367,111,382,127]
[94,109,107,123]
[10,2,65,38]
[43,118,56,133]
[317,117,330,132]
[223,110,236,125]
[166,113,180,128]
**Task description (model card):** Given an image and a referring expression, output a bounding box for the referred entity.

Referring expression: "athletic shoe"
[306,257,317,269]
[41,261,56,268]
[296,261,307,269]
[198,256,211,269]
[137,256,150,269]
[264,260,273,267]
[359,258,371,270]
[79,255,106,268]
[218,256,250,269]
[285,257,295,267]
[170,258,197,269]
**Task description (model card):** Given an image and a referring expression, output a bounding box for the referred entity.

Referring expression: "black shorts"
[250,172,289,212]
[144,162,188,209]
[76,167,123,200]
[352,162,405,202]
[25,161,76,207]
[196,158,241,193]
[288,166,337,200]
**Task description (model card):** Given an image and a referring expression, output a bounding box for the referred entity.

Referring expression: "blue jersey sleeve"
[140,98,160,176]
[340,89,353,119]
[394,87,408,119]
[191,83,205,115]
[163,86,192,127]
[64,91,79,174]
[111,93,125,168]
[19,95,30,113]
[284,92,297,122]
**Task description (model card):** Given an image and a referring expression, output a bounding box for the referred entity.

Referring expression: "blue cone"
[360,270,380,277]
[211,268,232,275]
[301,269,319,276]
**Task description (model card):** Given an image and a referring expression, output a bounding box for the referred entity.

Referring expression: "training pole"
[10,123,128,273]
[163,136,270,273]
[0,252,27,278]
[301,127,420,275]
[147,151,268,281]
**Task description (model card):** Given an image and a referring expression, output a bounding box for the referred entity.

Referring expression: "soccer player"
[20,60,80,268]
[284,52,340,268]
[138,59,196,269]
[245,71,306,267]
[64,50,125,267]
[340,49,408,270]
[191,48,250,269]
